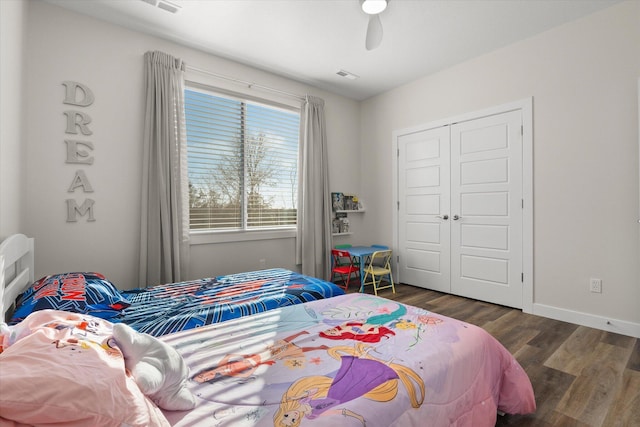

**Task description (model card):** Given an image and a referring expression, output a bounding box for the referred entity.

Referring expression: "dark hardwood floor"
[347,283,640,427]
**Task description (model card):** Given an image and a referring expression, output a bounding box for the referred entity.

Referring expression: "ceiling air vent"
[336,70,359,80]
[140,0,182,14]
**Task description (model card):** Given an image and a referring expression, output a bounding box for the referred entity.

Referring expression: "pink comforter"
[161,293,535,426]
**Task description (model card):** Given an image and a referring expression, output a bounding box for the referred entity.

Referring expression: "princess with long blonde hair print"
[273,343,425,426]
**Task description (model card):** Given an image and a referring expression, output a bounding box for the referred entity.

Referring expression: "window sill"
[190,228,296,245]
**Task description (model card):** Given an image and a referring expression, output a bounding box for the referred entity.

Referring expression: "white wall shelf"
[331,194,364,235]
[332,208,364,235]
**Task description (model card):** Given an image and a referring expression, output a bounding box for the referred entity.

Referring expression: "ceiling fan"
[361,0,388,50]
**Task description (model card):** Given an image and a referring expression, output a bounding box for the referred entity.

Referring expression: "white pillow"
[112,323,196,411]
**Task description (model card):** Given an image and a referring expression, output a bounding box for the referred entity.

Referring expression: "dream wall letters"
[63,81,95,222]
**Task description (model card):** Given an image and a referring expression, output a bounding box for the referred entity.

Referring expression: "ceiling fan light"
[362,0,387,15]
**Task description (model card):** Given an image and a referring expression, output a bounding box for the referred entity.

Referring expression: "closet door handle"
[436,215,449,220]
[453,215,461,220]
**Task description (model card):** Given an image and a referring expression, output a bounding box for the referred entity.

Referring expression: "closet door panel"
[397,127,451,292]
[450,110,523,308]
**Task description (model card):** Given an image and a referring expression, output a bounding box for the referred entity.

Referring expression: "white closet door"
[397,127,451,292]
[450,110,523,308]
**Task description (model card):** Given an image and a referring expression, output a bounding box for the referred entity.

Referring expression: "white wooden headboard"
[0,234,35,320]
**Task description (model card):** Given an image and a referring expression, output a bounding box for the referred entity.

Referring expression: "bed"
[1,234,345,336]
[162,293,536,426]
[0,234,536,426]
[118,268,345,336]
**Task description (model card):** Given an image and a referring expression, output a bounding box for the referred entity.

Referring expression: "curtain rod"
[186,65,306,102]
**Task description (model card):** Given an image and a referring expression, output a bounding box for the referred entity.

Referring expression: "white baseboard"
[532,303,640,339]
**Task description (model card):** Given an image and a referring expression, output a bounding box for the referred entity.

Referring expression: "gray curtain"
[296,96,332,279]
[139,51,189,286]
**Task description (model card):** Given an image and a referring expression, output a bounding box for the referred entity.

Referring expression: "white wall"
[22,1,361,289]
[361,1,640,334]
[0,0,27,239]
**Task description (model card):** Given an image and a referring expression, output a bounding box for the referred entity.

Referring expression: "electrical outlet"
[259,259,266,269]
[589,278,602,293]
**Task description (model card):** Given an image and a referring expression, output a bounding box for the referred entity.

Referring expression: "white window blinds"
[185,86,300,231]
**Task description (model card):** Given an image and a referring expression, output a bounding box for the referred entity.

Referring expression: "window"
[185,86,300,233]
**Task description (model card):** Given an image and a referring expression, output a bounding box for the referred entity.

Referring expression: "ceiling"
[44,0,622,101]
